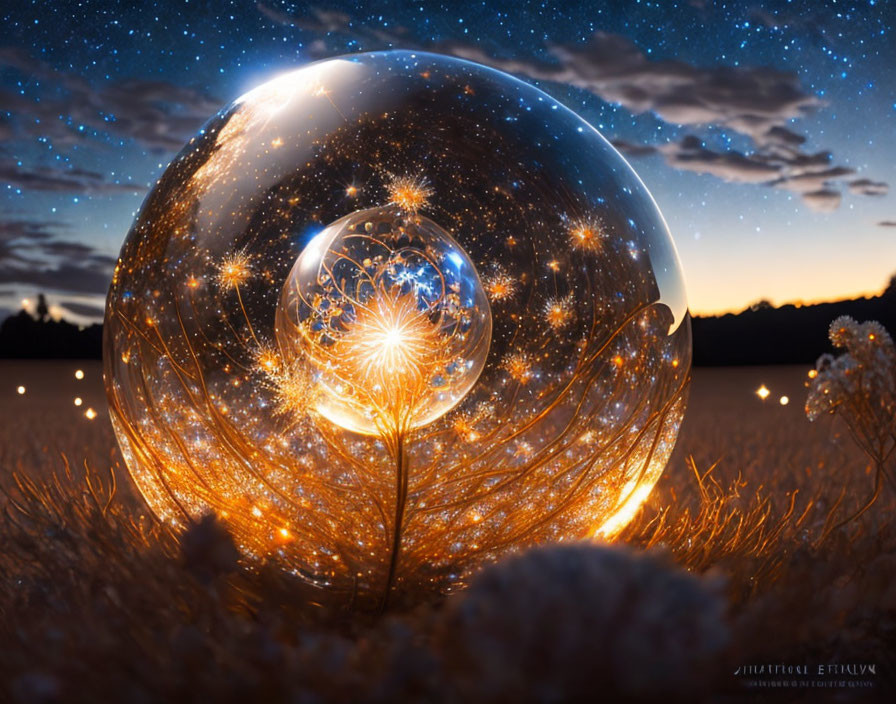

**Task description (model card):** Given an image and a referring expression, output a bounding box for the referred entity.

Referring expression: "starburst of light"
[568,217,605,252]
[543,295,575,330]
[484,265,519,302]
[216,251,252,289]
[387,174,433,213]
[504,350,534,384]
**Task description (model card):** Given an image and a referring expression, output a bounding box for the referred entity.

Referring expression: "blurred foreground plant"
[806,316,896,536]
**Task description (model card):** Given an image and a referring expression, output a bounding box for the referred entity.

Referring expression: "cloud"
[654,136,858,211]
[801,189,841,213]
[848,179,888,197]
[253,13,885,212]
[0,159,145,194]
[256,3,414,47]
[447,34,891,211]
[443,32,822,143]
[770,166,854,193]
[0,217,115,295]
[57,300,106,318]
[0,263,112,294]
[0,220,56,243]
[878,221,896,228]
[610,139,659,158]
[0,48,220,152]
[660,137,781,184]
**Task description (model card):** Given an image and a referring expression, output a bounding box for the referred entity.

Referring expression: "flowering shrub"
[806,316,896,531]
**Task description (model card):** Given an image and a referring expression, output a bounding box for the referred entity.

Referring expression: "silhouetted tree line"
[2,281,894,364]
[0,295,102,359]
[691,275,896,366]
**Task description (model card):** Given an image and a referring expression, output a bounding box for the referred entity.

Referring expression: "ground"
[1,361,892,702]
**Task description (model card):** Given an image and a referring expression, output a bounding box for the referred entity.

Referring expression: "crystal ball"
[276,205,492,436]
[104,50,691,603]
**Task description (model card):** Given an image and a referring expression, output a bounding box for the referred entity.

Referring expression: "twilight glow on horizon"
[1,0,894,324]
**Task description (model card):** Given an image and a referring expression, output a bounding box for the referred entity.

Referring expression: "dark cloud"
[0,217,115,295]
[761,125,807,148]
[58,300,106,318]
[0,159,145,194]
[0,219,57,243]
[654,137,856,211]
[801,189,841,213]
[661,137,782,184]
[848,179,888,197]
[610,140,659,158]
[0,263,112,294]
[453,34,890,210]
[0,47,220,152]
[443,32,821,142]
[878,221,896,227]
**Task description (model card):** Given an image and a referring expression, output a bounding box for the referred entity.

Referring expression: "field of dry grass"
[1,361,893,702]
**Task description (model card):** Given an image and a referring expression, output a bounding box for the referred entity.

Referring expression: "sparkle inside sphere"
[104,51,692,605]
[276,206,491,436]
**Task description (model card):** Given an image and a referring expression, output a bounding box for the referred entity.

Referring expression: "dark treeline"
[691,277,896,366]
[0,310,103,359]
[2,280,894,364]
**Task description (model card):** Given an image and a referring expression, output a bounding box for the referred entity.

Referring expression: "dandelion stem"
[382,430,409,610]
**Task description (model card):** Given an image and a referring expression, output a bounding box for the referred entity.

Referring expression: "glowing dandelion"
[335,291,447,416]
[386,174,432,214]
[253,343,281,376]
[484,265,519,302]
[216,250,252,289]
[275,202,492,606]
[504,350,534,384]
[452,412,480,442]
[543,295,575,330]
[568,216,605,252]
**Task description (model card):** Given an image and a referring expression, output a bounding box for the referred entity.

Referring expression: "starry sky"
[1,0,894,324]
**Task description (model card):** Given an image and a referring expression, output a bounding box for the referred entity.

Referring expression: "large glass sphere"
[104,50,691,604]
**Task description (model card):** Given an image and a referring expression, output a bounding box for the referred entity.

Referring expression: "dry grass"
[1,362,894,701]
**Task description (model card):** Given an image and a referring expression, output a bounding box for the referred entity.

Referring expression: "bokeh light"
[104,51,691,605]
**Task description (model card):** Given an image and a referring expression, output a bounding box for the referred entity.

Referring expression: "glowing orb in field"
[276,206,492,436]
[104,50,691,606]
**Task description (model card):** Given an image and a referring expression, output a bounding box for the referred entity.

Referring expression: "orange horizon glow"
[688,280,892,318]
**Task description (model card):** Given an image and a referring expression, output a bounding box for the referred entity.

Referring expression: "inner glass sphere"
[275,205,492,436]
[104,50,692,602]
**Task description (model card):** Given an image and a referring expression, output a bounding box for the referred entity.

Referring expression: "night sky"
[1,0,894,324]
